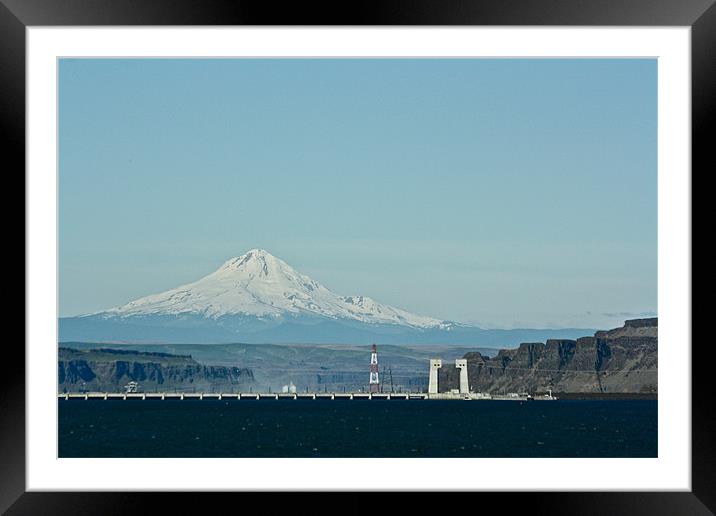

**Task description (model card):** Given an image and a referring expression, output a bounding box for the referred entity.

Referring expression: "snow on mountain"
[101,249,449,330]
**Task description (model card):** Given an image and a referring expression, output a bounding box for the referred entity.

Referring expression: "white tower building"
[455,359,469,394]
[428,359,442,394]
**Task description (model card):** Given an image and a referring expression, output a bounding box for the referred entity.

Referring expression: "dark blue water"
[58,399,657,457]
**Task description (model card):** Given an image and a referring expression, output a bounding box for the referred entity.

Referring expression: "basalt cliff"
[58,347,255,393]
[440,318,657,394]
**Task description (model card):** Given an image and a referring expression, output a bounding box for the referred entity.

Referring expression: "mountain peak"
[217,249,289,276]
[221,248,282,266]
[243,248,274,259]
[102,249,447,329]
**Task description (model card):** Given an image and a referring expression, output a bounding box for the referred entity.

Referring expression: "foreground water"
[58,399,657,457]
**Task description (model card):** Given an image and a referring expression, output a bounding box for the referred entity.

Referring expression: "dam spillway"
[57,391,555,401]
[57,354,558,401]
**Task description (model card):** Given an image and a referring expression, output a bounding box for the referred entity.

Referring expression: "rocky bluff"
[440,318,657,394]
[58,347,254,392]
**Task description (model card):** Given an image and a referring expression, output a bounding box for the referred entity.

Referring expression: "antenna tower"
[369,344,380,393]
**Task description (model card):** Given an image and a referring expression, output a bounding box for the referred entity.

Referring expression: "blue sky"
[59,58,657,329]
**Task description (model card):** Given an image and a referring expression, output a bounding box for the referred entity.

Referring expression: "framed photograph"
[7,0,709,512]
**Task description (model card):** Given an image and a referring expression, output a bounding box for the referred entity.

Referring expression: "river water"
[58,398,657,457]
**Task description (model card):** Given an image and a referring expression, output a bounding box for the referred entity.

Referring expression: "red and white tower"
[369,344,380,393]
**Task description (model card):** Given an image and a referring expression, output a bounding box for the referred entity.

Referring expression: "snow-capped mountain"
[59,249,594,345]
[103,249,448,329]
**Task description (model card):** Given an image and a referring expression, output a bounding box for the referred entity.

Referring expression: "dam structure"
[428,359,442,394]
[426,358,471,398]
[456,359,469,393]
[57,390,553,401]
[58,353,556,401]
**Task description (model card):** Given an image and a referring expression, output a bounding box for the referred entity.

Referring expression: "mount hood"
[59,249,592,346]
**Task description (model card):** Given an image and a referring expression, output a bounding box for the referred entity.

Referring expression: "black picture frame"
[4,0,709,513]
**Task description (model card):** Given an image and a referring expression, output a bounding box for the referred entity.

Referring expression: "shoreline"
[554,392,657,400]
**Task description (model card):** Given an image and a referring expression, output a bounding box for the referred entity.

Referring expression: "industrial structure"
[428,358,470,395]
[428,359,442,394]
[281,382,297,394]
[60,353,555,402]
[455,359,469,394]
[369,344,380,393]
[123,381,139,393]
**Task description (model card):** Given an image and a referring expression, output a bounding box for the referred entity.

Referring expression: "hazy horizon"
[59,58,657,329]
